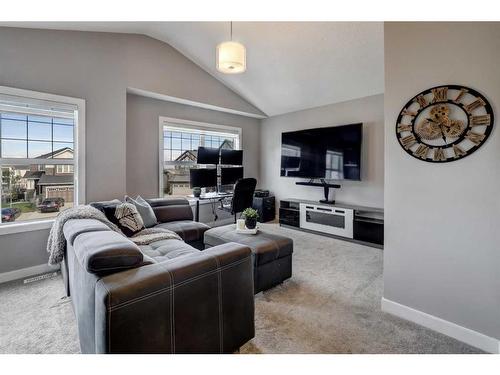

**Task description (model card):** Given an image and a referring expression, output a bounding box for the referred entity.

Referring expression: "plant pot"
[245,217,257,229]
[192,187,201,198]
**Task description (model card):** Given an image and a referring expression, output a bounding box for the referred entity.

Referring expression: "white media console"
[280,198,384,248]
[299,203,354,238]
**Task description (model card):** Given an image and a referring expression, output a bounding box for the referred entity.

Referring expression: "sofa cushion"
[155,220,210,243]
[103,203,145,237]
[125,195,158,228]
[63,219,111,246]
[73,231,143,275]
[146,197,193,223]
[139,238,200,263]
[89,199,122,213]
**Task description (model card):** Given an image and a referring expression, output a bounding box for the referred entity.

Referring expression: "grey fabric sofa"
[61,198,255,353]
[61,197,210,297]
[145,197,209,250]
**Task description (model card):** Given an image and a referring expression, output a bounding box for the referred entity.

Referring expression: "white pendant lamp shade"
[216,41,246,74]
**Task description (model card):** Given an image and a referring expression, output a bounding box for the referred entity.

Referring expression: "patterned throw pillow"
[103,202,145,237]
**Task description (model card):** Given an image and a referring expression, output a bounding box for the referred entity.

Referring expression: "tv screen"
[220,167,244,185]
[280,123,362,180]
[197,147,220,164]
[220,149,243,165]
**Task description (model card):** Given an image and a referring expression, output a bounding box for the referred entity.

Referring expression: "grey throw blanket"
[47,205,181,265]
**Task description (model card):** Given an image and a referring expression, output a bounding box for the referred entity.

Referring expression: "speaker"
[252,195,275,223]
[254,189,270,198]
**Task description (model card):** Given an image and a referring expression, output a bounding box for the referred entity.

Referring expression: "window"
[0,86,85,229]
[159,118,240,197]
[325,150,344,179]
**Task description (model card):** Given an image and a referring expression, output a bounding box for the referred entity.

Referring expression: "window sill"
[0,219,54,236]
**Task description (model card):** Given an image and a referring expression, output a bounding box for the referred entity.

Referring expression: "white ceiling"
[0,22,384,117]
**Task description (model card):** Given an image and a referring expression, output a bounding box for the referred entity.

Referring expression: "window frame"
[158,117,241,198]
[0,86,85,235]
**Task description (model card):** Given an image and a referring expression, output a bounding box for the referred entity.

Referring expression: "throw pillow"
[103,203,145,237]
[125,195,158,228]
[89,199,122,213]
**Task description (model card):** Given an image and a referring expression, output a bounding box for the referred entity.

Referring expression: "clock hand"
[426,118,447,145]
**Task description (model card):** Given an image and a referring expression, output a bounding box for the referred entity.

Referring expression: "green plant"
[242,207,259,220]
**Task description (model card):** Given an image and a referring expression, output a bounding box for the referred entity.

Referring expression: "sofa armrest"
[73,231,144,275]
[63,219,111,246]
[94,242,254,353]
[146,197,194,223]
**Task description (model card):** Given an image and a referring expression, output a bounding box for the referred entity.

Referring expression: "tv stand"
[295,179,341,204]
[279,198,384,248]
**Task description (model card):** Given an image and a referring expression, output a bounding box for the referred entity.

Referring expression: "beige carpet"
[0,224,482,353]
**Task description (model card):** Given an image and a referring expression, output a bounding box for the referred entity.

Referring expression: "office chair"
[223,178,257,223]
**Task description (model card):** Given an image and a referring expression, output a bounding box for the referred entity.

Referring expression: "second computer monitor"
[190,168,217,188]
[197,147,220,164]
[220,149,243,165]
[220,167,244,185]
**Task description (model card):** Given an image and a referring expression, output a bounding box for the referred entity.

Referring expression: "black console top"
[283,198,384,215]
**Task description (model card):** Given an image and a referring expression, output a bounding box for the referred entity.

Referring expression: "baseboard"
[0,263,59,284]
[381,297,500,354]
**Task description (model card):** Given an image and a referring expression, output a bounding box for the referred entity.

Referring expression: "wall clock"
[396,85,494,162]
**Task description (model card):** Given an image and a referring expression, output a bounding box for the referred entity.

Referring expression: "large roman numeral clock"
[396,85,494,162]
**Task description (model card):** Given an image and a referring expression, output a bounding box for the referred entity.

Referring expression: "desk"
[188,192,233,222]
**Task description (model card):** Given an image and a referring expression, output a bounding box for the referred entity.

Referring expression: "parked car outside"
[53,197,65,207]
[1,207,21,222]
[38,199,61,213]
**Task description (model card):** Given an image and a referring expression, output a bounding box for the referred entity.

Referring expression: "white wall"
[384,22,500,347]
[126,94,261,198]
[260,94,384,208]
[0,27,262,275]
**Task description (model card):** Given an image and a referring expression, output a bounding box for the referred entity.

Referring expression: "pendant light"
[216,22,246,74]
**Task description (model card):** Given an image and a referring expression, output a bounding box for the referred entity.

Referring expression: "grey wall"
[0,27,262,274]
[384,22,500,340]
[260,94,384,208]
[126,94,261,198]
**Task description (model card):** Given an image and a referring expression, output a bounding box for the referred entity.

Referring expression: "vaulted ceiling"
[0,22,384,117]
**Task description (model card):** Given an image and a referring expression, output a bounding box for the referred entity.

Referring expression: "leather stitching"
[107,257,249,311]
[207,254,224,353]
[98,281,112,353]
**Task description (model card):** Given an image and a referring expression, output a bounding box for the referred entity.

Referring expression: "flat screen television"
[280,123,362,180]
[197,147,220,165]
[220,149,243,165]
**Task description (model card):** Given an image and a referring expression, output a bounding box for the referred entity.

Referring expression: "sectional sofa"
[61,197,255,353]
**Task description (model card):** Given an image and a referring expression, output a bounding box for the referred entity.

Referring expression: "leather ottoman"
[204,224,293,293]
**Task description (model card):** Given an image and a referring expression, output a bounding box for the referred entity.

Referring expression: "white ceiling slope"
[0,22,384,117]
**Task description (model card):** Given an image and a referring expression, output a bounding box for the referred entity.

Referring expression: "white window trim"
[0,85,85,236]
[158,116,242,198]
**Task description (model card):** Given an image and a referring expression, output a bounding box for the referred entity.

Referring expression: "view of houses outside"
[162,127,239,197]
[0,112,75,223]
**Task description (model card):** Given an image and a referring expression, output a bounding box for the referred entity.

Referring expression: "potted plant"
[192,187,201,198]
[242,207,259,229]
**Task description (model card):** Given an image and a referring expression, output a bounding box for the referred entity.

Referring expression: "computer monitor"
[190,168,217,188]
[197,147,220,164]
[220,167,244,185]
[220,149,243,165]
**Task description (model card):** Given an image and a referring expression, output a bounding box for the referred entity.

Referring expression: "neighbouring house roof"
[174,141,234,162]
[23,171,45,179]
[38,174,74,186]
[175,150,197,162]
[220,139,234,150]
[36,147,74,159]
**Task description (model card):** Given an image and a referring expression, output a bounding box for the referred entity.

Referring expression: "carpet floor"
[0,224,482,354]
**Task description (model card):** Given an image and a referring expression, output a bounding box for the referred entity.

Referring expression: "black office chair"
[224,178,257,223]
